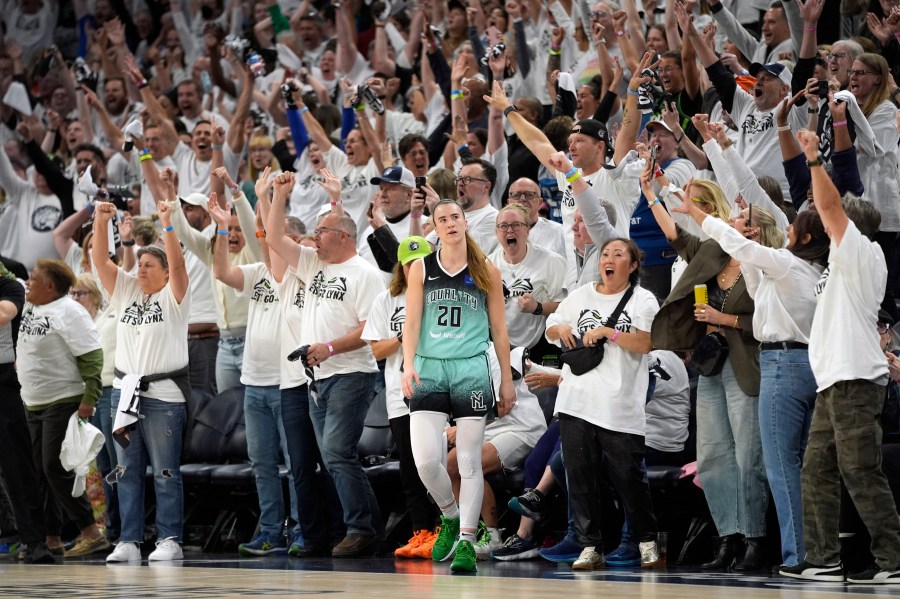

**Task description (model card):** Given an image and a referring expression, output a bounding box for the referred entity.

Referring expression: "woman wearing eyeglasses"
[401,199,516,573]
[69,274,121,544]
[488,205,567,355]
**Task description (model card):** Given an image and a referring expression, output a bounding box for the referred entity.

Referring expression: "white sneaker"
[639,540,661,567]
[106,542,141,563]
[572,546,605,570]
[474,527,504,560]
[148,538,183,562]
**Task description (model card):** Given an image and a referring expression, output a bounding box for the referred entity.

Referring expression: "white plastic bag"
[60,412,106,497]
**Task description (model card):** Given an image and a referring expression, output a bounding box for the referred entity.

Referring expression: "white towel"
[833,90,878,156]
[60,413,105,497]
[114,373,143,435]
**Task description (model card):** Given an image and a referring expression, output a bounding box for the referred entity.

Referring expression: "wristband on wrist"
[139,147,151,156]
[121,239,135,247]
[807,106,818,114]
[832,120,848,128]
[137,79,149,89]
[86,202,95,214]
[610,329,621,343]
[566,171,582,183]
[355,104,367,111]
[549,48,561,56]
[411,211,423,218]
[564,167,578,179]
[163,225,174,232]
[627,88,640,97]
[298,105,309,114]
[777,124,792,132]
[616,30,625,37]
[256,230,266,238]
[648,198,661,208]
[216,229,228,235]
[327,342,335,356]
[212,143,224,151]
[804,26,816,31]
[230,182,239,191]
[139,153,153,162]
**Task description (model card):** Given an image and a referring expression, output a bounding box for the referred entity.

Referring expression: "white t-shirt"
[529,217,567,259]
[185,248,218,325]
[361,290,408,420]
[173,142,212,197]
[546,283,659,434]
[236,263,282,387]
[16,297,101,408]
[429,204,499,255]
[295,249,384,380]
[483,344,548,449]
[489,243,567,349]
[110,270,191,402]
[809,222,889,391]
[0,150,62,270]
[290,146,345,232]
[276,267,309,390]
[337,157,381,240]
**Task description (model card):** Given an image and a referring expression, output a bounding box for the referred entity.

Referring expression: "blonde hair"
[430,200,492,293]
[749,205,785,249]
[689,179,731,222]
[132,214,161,246]
[80,231,94,271]
[73,273,106,312]
[246,133,279,183]
[497,204,531,225]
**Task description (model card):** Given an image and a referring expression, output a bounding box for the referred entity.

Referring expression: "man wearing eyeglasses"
[430,159,500,254]
[507,178,566,258]
[267,172,386,558]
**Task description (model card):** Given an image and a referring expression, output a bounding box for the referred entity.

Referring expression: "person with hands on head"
[400,199,515,574]
[544,231,661,571]
[91,198,190,564]
[266,170,387,559]
[15,258,108,560]
[779,130,900,585]
[644,164,769,571]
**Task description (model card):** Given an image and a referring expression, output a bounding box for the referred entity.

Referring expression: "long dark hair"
[789,210,829,266]
[599,238,644,286]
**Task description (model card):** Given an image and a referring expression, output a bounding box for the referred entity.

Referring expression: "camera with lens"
[96,187,134,211]
[357,84,385,115]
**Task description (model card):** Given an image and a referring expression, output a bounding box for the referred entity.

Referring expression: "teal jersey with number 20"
[416,252,490,360]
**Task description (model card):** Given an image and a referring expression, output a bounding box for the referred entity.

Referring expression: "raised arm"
[615,51,659,165]
[483,80,558,170]
[707,0,759,63]
[91,202,122,295]
[266,171,303,268]
[208,196,246,291]
[226,66,253,154]
[640,160,679,241]
[156,198,189,303]
[800,128,847,243]
[214,166,264,262]
[548,151,618,246]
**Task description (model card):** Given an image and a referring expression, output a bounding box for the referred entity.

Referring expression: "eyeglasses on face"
[313,226,344,237]
[826,52,848,62]
[454,176,488,185]
[509,191,539,201]
[590,10,608,19]
[496,222,528,232]
[879,323,892,334]
[69,290,90,298]
[848,69,878,77]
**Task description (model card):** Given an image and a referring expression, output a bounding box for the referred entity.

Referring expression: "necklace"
[719,261,740,284]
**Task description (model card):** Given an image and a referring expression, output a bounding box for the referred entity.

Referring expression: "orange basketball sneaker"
[410,529,438,559]
[395,530,433,559]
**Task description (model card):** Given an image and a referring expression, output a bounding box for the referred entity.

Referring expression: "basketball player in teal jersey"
[401,200,516,573]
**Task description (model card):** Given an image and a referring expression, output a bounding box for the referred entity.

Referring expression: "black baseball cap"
[571,119,613,157]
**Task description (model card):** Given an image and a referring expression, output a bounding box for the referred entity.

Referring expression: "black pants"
[559,413,657,545]
[390,414,437,532]
[26,401,96,536]
[188,336,219,396]
[0,365,47,544]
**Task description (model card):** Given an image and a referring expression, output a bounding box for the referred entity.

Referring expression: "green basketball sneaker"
[431,515,460,562]
[450,539,477,573]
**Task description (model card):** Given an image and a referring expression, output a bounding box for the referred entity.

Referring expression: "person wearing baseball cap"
[361,166,426,276]
[569,119,613,159]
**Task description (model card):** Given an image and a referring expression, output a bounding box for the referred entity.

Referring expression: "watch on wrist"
[806,158,822,167]
[532,302,543,315]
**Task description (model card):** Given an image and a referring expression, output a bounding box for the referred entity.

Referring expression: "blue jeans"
[216,335,245,393]
[281,384,345,548]
[759,348,817,566]
[696,359,768,538]
[92,387,120,539]
[245,385,294,538]
[111,392,186,543]
[309,373,382,536]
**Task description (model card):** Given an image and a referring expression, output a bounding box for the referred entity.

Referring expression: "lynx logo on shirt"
[20,312,51,336]
[576,308,631,335]
[32,205,62,232]
[294,287,306,309]
[814,266,830,298]
[505,278,534,300]
[120,301,164,325]
[251,278,278,304]
[741,112,774,137]
[390,306,405,336]
[308,271,348,301]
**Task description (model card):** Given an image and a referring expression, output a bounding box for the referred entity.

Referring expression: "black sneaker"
[508,488,545,521]
[25,542,56,565]
[847,568,900,584]
[779,561,845,582]
[491,534,539,561]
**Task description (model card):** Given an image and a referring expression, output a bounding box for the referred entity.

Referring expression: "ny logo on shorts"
[470,390,485,410]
